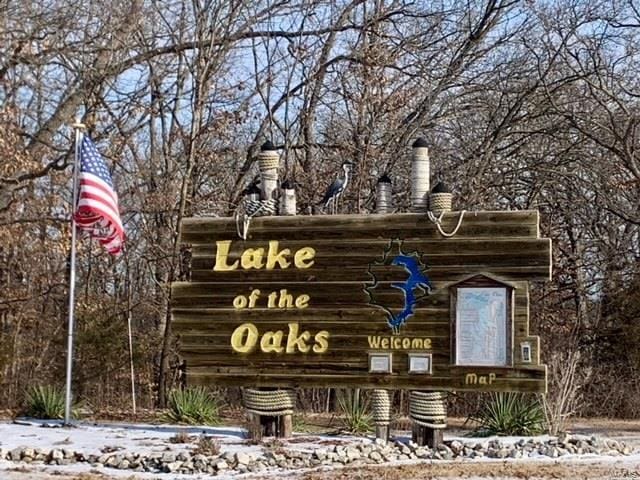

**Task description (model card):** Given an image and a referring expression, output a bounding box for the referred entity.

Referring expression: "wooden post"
[375,424,390,442]
[246,413,263,441]
[408,390,447,448]
[410,137,430,212]
[249,414,292,440]
[247,146,294,441]
[412,424,443,448]
[371,389,392,442]
[280,414,293,438]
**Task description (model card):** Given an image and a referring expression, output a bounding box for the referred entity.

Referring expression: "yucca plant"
[337,388,372,435]
[24,385,69,420]
[165,387,219,425]
[468,392,545,436]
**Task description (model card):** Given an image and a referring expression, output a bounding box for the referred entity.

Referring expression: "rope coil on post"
[242,388,296,416]
[258,156,279,171]
[429,192,452,213]
[234,198,279,240]
[371,389,392,426]
[246,199,279,217]
[409,391,447,429]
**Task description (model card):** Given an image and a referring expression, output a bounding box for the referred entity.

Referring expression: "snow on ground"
[0,419,638,479]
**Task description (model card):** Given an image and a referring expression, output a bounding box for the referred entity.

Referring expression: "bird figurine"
[318,161,353,214]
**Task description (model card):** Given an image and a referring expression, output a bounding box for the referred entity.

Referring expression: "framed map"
[454,286,510,366]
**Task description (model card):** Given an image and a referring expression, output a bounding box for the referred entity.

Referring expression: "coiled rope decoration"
[371,389,392,426]
[409,391,447,429]
[234,198,279,240]
[241,388,296,416]
[429,192,452,213]
[246,198,279,217]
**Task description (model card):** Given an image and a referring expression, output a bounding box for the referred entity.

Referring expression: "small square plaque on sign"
[408,353,432,374]
[369,353,392,373]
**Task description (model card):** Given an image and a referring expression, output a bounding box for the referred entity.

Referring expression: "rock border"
[0,434,635,476]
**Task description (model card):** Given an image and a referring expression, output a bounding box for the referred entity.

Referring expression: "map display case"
[450,274,514,367]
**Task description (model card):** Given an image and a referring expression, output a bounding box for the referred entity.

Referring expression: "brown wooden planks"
[191,266,550,282]
[185,235,552,282]
[186,366,547,393]
[172,210,550,394]
[180,211,540,243]
[191,238,549,257]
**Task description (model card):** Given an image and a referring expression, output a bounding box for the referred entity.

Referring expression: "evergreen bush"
[24,385,68,420]
[337,388,372,435]
[468,392,545,436]
[165,387,219,425]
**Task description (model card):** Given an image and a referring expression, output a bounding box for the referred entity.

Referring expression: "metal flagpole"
[127,268,137,415]
[64,122,85,425]
[127,312,137,414]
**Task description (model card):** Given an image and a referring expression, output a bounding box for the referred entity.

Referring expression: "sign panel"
[172,211,551,393]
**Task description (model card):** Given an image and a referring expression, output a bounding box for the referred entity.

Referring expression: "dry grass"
[193,435,221,456]
[168,430,193,443]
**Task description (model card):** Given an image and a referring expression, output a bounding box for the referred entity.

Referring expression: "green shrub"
[468,392,545,436]
[337,388,372,435]
[24,385,68,420]
[165,387,219,425]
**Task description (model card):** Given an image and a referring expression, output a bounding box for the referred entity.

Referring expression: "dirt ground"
[296,461,640,480]
[3,461,640,480]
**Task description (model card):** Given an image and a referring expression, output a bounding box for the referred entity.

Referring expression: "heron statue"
[318,161,354,214]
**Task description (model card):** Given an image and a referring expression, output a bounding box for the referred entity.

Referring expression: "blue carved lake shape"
[386,254,433,334]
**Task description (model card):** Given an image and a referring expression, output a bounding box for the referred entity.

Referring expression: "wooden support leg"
[412,424,443,448]
[279,414,293,438]
[375,425,390,442]
[244,388,295,440]
[249,414,293,440]
[247,413,263,442]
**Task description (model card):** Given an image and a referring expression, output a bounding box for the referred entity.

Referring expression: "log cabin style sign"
[171,211,551,393]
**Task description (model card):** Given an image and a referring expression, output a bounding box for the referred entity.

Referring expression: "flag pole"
[64,122,85,425]
[126,266,137,415]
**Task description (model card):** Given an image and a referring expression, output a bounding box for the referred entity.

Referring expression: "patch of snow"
[0,420,638,479]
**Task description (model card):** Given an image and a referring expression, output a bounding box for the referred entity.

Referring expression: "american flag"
[74,135,125,255]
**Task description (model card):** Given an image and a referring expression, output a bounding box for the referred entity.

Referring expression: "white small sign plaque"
[369,353,392,373]
[408,353,432,374]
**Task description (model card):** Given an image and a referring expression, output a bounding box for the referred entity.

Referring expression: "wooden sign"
[172,211,551,393]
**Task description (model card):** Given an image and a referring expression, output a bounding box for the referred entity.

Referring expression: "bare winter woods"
[0,0,639,420]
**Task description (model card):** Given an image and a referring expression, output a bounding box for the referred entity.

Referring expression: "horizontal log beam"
[191,238,549,257]
[180,211,540,243]
[186,366,547,393]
